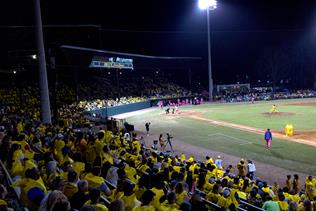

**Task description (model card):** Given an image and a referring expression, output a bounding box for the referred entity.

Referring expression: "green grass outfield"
[126,98,316,176]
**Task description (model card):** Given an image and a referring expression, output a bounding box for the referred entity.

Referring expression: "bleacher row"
[0,117,315,211]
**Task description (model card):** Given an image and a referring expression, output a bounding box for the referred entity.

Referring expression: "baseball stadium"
[1,0,316,211]
[123,98,316,183]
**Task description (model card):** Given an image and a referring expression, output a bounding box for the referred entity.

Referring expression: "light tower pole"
[34,0,52,123]
[199,0,217,101]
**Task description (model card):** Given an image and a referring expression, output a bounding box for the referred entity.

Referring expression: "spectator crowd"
[0,76,316,210]
[0,110,315,211]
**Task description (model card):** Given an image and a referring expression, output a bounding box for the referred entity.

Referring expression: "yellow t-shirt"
[132,140,141,153]
[84,173,104,189]
[180,154,186,162]
[278,201,289,211]
[63,182,78,199]
[217,196,232,209]
[134,186,146,200]
[151,188,165,209]
[207,192,220,203]
[125,165,138,183]
[132,204,155,211]
[84,200,108,211]
[0,199,8,206]
[104,131,112,143]
[161,201,179,211]
[102,153,114,165]
[73,161,85,175]
[205,158,214,165]
[175,191,187,205]
[121,194,141,211]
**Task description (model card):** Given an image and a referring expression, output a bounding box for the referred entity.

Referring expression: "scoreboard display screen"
[89,56,133,69]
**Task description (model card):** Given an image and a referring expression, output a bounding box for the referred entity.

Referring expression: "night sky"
[1,0,316,88]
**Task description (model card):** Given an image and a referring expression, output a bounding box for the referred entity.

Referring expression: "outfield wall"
[85,96,202,118]
[88,100,152,117]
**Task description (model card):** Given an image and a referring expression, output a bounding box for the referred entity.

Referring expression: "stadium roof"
[61,45,201,61]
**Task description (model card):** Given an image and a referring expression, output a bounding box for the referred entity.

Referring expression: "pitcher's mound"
[262,112,295,117]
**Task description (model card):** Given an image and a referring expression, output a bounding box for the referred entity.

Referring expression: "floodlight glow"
[32,54,37,59]
[198,0,217,10]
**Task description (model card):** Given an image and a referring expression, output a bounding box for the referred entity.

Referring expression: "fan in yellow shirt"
[13,168,47,210]
[63,170,78,199]
[151,181,165,210]
[7,144,24,177]
[179,153,186,162]
[60,146,74,165]
[174,182,188,205]
[16,120,24,134]
[84,189,109,211]
[102,146,114,165]
[132,190,155,211]
[125,162,138,183]
[104,130,113,143]
[217,188,234,209]
[95,131,106,154]
[86,137,98,163]
[277,194,288,211]
[207,184,221,204]
[21,158,37,177]
[72,152,85,175]
[84,166,112,196]
[161,192,179,211]
[132,138,141,154]
[196,172,212,193]
[205,156,214,165]
[121,182,141,211]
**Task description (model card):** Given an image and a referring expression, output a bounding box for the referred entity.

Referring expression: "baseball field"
[122,98,316,184]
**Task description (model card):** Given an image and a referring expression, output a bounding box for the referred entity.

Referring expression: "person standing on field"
[237,158,246,177]
[247,160,256,180]
[264,128,272,148]
[215,155,223,169]
[145,122,151,136]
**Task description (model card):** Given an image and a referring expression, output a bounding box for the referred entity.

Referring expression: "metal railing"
[239,199,265,211]
[194,189,265,211]
[0,160,27,211]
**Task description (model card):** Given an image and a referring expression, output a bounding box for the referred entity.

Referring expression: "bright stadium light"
[198,0,217,10]
[198,0,217,101]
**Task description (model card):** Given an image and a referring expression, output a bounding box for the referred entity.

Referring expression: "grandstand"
[1,1,316,211]
[1,42,316,211]
[1,102,316,211]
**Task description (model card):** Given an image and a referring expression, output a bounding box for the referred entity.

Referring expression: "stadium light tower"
[34,0,52,123]
[198,0,217,101]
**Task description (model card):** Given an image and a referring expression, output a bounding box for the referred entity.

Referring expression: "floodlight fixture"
[198,0,217,10]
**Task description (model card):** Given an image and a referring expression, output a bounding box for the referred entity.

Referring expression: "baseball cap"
[223,188,230,197]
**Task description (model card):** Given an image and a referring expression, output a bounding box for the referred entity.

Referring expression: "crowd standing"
[214,90,316,103]
[1,79,316,210]
[0,110,316,211]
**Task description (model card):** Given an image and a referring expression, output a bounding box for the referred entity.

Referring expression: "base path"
[188,115,316,147]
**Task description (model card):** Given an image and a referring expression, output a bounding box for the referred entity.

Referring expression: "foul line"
[189,115,316,147]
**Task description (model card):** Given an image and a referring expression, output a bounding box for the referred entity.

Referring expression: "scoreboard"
[89,56,133,69]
